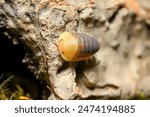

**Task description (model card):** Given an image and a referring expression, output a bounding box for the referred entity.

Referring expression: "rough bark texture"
[0,0,150,99]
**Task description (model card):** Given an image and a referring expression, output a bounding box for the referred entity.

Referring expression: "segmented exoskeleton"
[58,32,100,61]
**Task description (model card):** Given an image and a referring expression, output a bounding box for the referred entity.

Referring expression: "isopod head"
[58,32,78,61]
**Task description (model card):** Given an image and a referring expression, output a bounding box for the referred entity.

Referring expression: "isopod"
[58,32,100,61]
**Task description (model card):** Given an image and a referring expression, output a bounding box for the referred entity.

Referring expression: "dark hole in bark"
[57,62,69,74]
[0,28,47,99]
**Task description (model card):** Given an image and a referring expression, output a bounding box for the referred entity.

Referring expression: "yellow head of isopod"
[58,32,78,61]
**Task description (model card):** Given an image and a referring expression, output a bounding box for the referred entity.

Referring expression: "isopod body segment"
[58,32,100,61]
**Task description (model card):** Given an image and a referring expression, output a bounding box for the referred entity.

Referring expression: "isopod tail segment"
[58,31,100,62]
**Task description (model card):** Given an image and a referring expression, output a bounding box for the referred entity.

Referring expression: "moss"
[0,75,12,100]
[0,75,31,100]
[137,91,145,100]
